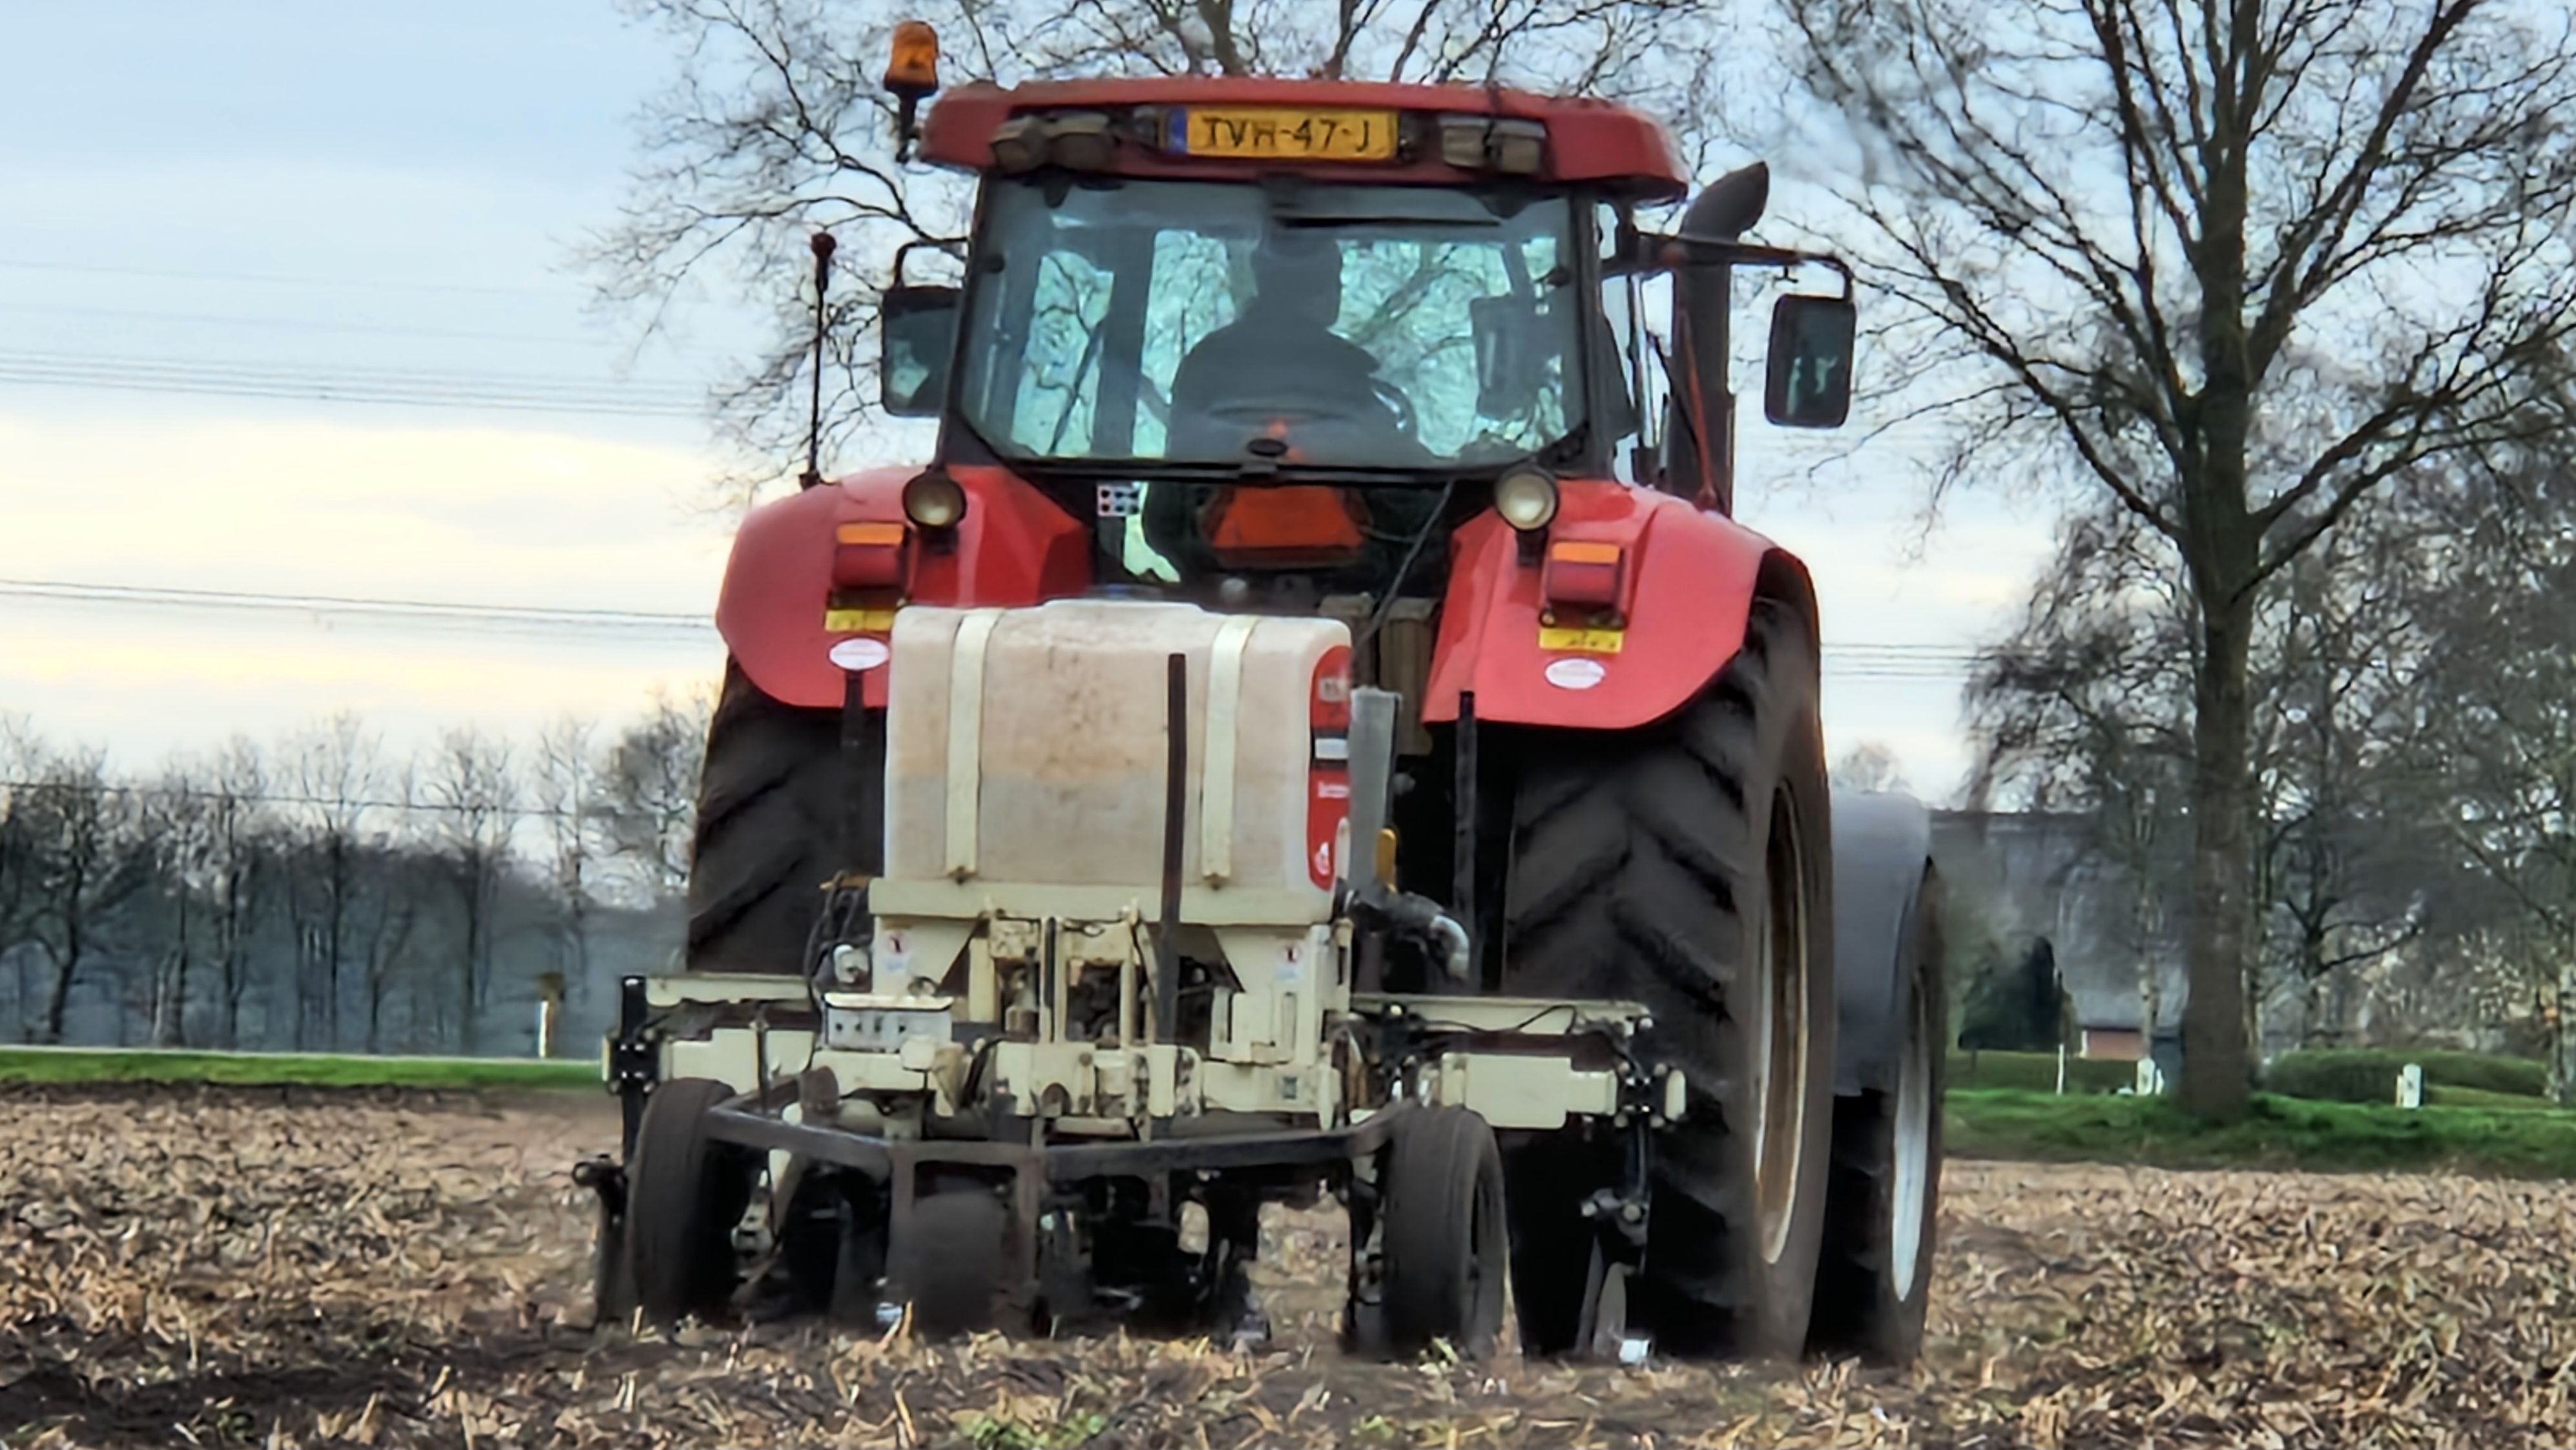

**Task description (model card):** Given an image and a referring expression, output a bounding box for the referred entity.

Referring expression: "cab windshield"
[951,176,1585,473]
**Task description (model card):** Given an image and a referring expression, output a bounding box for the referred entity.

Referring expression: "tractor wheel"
[685,658,844,975]
[1365,1106,1509,1360]
[1500,596,1836,1361]
[1807,867,1947,1366]
[624,1078,756,1324]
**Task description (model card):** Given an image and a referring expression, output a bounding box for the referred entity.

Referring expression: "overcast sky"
[0,1,2062,803]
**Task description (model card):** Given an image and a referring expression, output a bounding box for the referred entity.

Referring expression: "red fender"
[716,463,1092,710]
[1421,479,1809,731]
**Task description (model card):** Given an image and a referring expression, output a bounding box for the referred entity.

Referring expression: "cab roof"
[919,76,1689,200]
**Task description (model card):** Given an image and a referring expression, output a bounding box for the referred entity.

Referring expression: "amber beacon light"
[886,21,941,156]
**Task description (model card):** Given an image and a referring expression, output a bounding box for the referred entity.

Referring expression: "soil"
[4,1082,2573,1447]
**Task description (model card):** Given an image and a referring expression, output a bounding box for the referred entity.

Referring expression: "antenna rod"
[800,230,836,491]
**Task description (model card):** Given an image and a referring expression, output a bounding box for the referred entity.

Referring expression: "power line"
[0,778,598,820]
[0,299,666,353]
[0,579,717,634]
[0,576,1999,669]
[0,256,566,300]
[0,350,714,419]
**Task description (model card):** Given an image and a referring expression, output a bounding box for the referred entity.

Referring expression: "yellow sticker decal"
[1538,625,1625,655]
[824,608,898,633]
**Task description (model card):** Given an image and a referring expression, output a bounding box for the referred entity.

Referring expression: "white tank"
[883,601,1351,916]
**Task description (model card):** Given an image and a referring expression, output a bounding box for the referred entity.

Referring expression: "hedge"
[1948,1049,2137,1095]
[2263,1048,2546,1104]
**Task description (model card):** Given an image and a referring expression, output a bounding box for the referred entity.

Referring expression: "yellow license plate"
[1177,107,1399,161]
[1539,626,1625,654]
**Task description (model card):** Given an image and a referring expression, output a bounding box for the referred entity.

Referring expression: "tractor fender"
[716,463,1092,710]
[1420,480,1816,731]
[1827,788,1937,1097]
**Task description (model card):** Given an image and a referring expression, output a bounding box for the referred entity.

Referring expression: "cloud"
[0,408,732,766]
[0,410,729,609]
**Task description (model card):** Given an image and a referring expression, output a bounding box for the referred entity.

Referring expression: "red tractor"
[579,21,1946,1368]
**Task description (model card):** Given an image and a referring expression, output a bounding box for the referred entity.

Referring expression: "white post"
[536,1000,556,1059]
[2056,1042,2068,1095]
[2397,1062,2424,1110]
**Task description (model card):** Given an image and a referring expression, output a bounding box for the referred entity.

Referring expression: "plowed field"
[5,1084,2573,1447]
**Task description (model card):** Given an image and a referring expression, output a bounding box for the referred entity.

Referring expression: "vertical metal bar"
[1454,690,1480,987]
[827,670,885,988]
[1157,651,1188,1042]
[800,232,835,490]
[615,974,650,1160]
[840,671,884,878]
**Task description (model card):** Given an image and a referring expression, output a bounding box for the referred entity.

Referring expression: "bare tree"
[2249,510,2468,1048]
[424,727,520,1055]
[1781,0,2576,1117]
[360,764,429,1053]
[283,712,385,1050]
[589,0,1716,499]
[599,691,712,896]
[2403,456,2576,1099]
[534,717,604,986]
[138,770,213,1047]
[204,737,273,1048]
[1829,741,1911,793]
[0,716,47,1031]
[17,750,149,1044]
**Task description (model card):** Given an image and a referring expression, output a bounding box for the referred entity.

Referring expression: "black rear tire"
[625,1078,755,1324]
[685,658,844,975]
[1808,867,1947,1365]
[1376,1106,1509,1360]
[1499,597,1836,1360]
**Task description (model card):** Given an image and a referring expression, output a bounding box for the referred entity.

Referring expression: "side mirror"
[880,284,960,418]
[1470,293,1547,420]
[1763,293,1856,430]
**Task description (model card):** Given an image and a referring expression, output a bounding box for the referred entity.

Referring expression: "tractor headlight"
[902,470,968,530]
[1493,466,1559,532]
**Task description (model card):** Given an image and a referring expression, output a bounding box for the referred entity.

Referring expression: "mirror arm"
[889,236,970,291]
[1634,233,1854,300]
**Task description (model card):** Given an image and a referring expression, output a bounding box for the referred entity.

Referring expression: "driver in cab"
[1145,227,1439,594]
[1164,230,1397,459]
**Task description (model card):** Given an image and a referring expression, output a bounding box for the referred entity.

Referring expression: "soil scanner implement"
[576,22,1948,1366]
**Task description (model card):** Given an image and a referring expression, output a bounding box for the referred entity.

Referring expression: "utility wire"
[0,778,599,819]
[0,579,716,634]
[0,577,1991,668]
[0,256,566,298]
[0,350,713,418]
[0,577,1999,673]
[0,298,707,353]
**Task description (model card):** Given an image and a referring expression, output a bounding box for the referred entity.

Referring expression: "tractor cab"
[874,46,1858,634]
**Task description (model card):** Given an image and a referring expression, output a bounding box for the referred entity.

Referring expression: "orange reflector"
[1206,486,1366,568]
[886,20,940,97]
[1543,539,1625,610]
[833,521,909,590]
